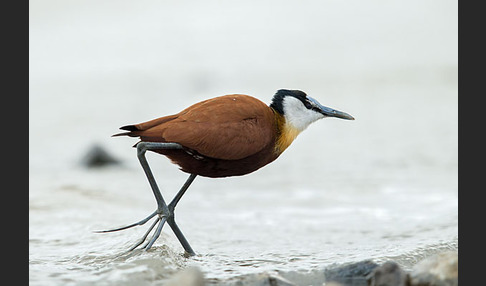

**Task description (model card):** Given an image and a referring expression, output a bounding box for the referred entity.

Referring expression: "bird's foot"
[95,209,170,251]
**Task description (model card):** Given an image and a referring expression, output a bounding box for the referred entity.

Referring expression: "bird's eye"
[303,100,312,109]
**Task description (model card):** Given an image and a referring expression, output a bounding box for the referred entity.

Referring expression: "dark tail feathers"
[111,125,139,137]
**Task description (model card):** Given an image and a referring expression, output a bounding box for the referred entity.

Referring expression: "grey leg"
[168,174,197,256]
[168,174,197,212]
[97,142,197,255]
[136,142,183,214]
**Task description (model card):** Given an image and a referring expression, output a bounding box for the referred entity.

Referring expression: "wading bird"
[98,89,354,256]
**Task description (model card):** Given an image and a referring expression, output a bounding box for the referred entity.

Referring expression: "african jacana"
[98,89,354,256]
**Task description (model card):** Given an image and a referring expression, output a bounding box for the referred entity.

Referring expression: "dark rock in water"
[324,260,379,286]
[409,251,458,286]
[366,261,409,286]
[80,144,121,168]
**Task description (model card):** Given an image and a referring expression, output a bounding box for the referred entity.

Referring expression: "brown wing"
[119,94,277,160]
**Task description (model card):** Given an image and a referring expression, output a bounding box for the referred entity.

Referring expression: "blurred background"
[30,0,457,285]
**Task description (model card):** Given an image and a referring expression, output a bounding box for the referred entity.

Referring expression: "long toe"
[94,211,157,233]
[143,216,168,250]
[127,218,160,251]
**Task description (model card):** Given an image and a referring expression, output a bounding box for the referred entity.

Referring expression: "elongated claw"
[127,217,160,251]
[96,211,171,252]
[144,216,167,250]
[94,211,157,233]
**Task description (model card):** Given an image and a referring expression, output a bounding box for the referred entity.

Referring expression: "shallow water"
[30,0,457,285]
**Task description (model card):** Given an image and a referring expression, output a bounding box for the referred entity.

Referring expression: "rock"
[225,272,296,286]
[409,251,458,286]
[366,261,409,286]
[325,282,346,286]
[164,267,205,286]
[324,260,379,286]
[254,273,295,286]
[80,144,121,168]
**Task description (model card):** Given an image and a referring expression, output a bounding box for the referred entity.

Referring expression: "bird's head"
[270,89,354,133]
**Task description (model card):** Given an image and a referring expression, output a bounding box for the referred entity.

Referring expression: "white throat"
[282,96,324,131]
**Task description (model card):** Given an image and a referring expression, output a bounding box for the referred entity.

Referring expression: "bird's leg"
[97,142,198,255]
[134,142,181,251]
[168,173,197,212]
[167,173,197,256]
[136,142,177,215]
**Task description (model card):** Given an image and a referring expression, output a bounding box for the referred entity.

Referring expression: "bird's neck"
[273,111,302,154]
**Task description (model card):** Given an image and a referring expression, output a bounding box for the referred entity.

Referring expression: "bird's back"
[116,94,281,177]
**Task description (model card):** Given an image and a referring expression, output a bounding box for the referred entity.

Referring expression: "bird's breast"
[271,111,302,154]
[275,123,302,154]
